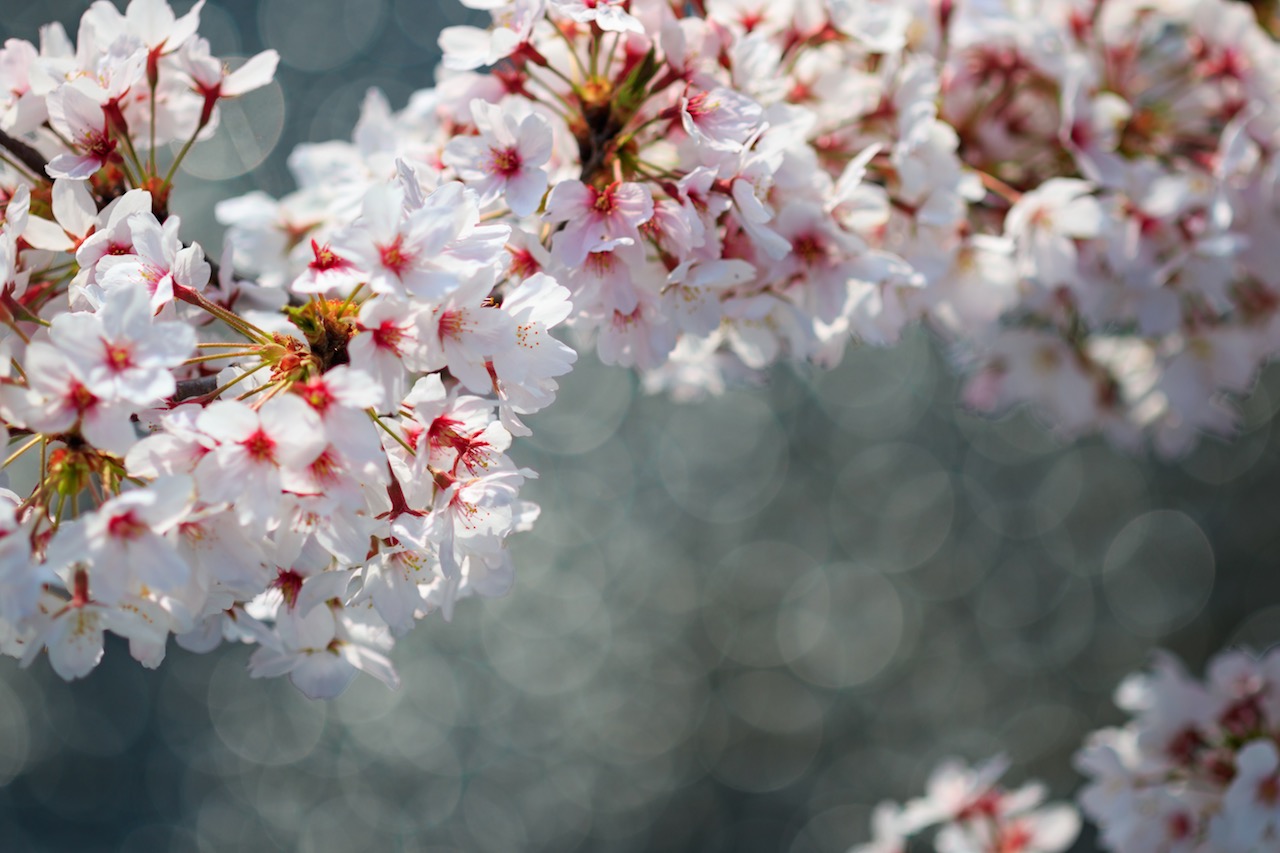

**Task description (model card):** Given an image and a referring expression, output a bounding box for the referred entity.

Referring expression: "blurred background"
[4,1,1280,851]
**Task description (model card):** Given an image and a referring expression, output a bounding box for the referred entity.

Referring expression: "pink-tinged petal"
[52,178,97,237]
[114,618,170,670]
[100,283,155,339]
[486,28,522,64]
[1028,805,1082,849]
[129,0,176,42]
[81,406,140,456]
[408,182,474,254]
[322,365,384,410]
[94,257,143,290]
[167,0,206,50]
[505,167,548,218]
[222,49,279,97]
[130,215,169,266]
[517,114,554,166]
[258,394,325,469]
[40,21,74,58]
[445,222,510,263]
[178,38,224,90]
[197,399,259,443]
[609,182,653,223]
[294,571,354,616]
[49,83,104,138]
[441,135,489,180]
[279,600,337,642]
[552,223,595,267]
[247,645,299,680]
[5,185,29,230]
[172,244,210,289]
[46,153,103,180]
[136,327,195,371]
[439,26,494,71]
[448,351,498,394]
[45,610,105,679]
[23,215,74,251]
[543,180,593,223]
[592,3,644,33]
[504,272,573,326]
[123,531,191,593]
[466,99,503,141]
[137,474,197,531]
[149,273,176,313]
[337,643,401,690]
[48,311,105,363]
[359,183,404,244]
[112,189,155,220]
[731,178,771,224]
[290,654,357,699]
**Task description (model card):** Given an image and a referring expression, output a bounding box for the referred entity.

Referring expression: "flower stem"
[367,409,416,456]
[2,435,42,470]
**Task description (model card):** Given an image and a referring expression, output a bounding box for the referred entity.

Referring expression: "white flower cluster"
[0,0,1277,709]
[851,645,1280,853]
[0,0,576,697]
[222,0,1280,453]
[851,755,1080,853]
[1077,648,1280,852]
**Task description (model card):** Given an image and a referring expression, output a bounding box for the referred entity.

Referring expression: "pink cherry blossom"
[545,180,654,266]
[45,82,117,179]
[444,99,553,217]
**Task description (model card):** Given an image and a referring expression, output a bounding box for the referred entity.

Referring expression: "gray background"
[2,1,1279,850]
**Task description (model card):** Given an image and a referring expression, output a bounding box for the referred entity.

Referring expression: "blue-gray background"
[2,2,1279,850]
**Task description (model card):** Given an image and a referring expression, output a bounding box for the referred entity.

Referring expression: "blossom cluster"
[851,755,1080,853]
[0,0,575,698]
[0,0,1276,706]
[215,0,1280,453]
[1076,647,1280,852]
[850,647,1280,853]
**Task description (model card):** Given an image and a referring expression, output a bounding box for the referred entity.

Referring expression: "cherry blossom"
[47,285,195,405]
[176,38,279,127]
[545,181,654,267]
[0,0,579,702]
[44,82,118,179]
[194,397,326,527]
[851,756,1079,853]
[443,99,553,217]
[96,209,211,309]
[2,0,1280,739]
[438,0,547,72]
[1078,647,1280,852]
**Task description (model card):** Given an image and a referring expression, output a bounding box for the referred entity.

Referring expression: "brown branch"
[0,129,50,180]
[172,375,219,402]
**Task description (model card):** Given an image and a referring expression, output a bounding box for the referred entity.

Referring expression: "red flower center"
[242,429,276,463]
[490,147,523,178]
[371,320,404,353]
[378,235,415,276]
[309,239,351,272]
[107,510,148,541]
[103,340,133,372]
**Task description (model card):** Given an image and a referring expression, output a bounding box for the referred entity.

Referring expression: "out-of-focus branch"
[1242,0,1280,36]
[0,129,49,180]
[172,375,220,402]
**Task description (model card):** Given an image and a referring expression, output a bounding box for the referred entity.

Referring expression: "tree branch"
[0,129,50,180]
[172,375,219,402]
